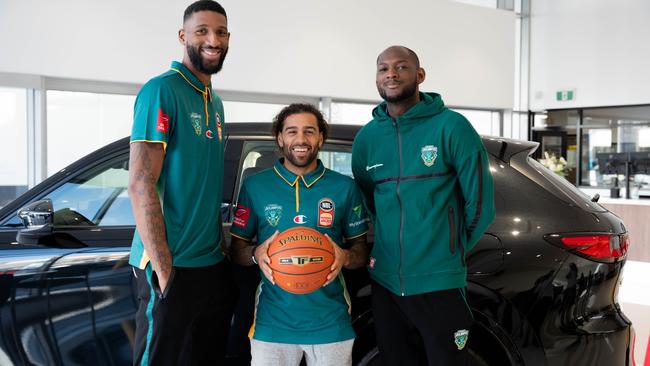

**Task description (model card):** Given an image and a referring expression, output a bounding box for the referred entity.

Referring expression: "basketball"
[268,226,335,294]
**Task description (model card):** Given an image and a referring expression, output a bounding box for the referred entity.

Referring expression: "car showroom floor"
[619,260,650,365]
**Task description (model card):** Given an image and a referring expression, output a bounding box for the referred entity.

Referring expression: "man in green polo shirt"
[128,1,235,365]
[230,103,369,366]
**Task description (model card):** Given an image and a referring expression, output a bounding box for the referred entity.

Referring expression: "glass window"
[46,91,135,176]
[0,87,28,209]
[44,156,133,227]
[222,101,287,123]
[330,102,376,125]
[453,108,500,136]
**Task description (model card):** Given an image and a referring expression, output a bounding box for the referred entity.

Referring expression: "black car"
[0,123,633,366]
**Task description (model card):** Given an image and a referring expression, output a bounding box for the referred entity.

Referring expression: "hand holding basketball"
[324,234,348,287]
[255,230,279,285]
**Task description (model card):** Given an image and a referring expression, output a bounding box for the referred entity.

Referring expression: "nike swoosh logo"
[366,164,383,171]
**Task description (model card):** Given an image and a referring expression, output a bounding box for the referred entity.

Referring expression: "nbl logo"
[279,255,324,266]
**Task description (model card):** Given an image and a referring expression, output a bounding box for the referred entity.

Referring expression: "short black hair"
[272,103,329,143]
[377,45,420,68]
[183,0,227,23]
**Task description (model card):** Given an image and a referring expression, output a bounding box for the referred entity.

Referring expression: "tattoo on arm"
[230,237,255,266]
[344,235,369,269]
[128,142,172,277]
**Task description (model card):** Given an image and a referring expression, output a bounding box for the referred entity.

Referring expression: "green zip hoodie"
[351,92,495,296]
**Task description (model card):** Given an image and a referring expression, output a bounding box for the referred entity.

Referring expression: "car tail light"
[559,234,629,260]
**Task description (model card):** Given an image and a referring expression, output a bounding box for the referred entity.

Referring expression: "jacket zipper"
[392,118,405,296]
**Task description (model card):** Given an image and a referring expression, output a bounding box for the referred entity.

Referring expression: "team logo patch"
[156,108,169,134]
[454,329,469,350]
[233,205,250,228]
[264,204,282,227]
[421,145,438,167]
[293,215,307,224]
[352,205,363,220]
[190,112,202,136]
[318,198,334,227]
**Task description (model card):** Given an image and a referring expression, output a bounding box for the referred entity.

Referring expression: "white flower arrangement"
[539,152,568,177]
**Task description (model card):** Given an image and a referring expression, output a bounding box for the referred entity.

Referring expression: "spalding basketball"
[268,226,335,294]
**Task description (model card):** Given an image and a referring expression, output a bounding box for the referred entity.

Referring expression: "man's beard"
[378,81,418,103]
[187,44,228,75]
[283,145,319,169]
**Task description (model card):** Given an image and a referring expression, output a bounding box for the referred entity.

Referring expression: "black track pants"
[132,260,236,366]
[371,281,473,366]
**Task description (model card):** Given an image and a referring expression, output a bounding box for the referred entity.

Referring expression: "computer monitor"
[597,152,629,175]
[630,152,650,174]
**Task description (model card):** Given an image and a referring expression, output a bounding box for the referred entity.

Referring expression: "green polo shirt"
[230,159,368,344]
[129,61,226,269]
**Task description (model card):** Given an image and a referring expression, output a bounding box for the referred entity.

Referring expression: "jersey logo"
[233,205,250,228]
[318,198,334,227]
[454,329,469,350]
[216,113,223,141]
[206,130,214,139]
[156,109,169,134]
[264,204,282,227]
[352,205,363,220]
[190,112,202,136]
[421,145,438,167]
[293,215,307,224]
[366,163,383,171]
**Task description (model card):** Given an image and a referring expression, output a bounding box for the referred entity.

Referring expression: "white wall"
[529,0,650,111]
[0,0,514,109]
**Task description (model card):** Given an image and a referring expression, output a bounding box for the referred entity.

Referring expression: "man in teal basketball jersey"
[230,104,370,366]
[128,1,235,365]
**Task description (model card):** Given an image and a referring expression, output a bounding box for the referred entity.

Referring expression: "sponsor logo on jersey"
[215,113,223,141]
[264,204,282,227]
[190,112,202,136]
[365,163,383,171]
[318,198,334,227]
[233,205,250,228]
[156,109,169,134]
[421,145,438,167]
[454,329,469,350]
[278,255,324,266]
[293,215,307,224]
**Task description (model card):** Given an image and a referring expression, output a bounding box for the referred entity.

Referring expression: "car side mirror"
[16,199,54,245]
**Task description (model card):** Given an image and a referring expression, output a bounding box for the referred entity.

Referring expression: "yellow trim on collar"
[170,67,212,127]
[302,168,326,188]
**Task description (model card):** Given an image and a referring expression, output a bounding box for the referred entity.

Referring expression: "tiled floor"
[619,260,650,365]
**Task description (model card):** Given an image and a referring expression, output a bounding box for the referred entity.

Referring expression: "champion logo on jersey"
[293,215,307,224]
[206,130,214,139]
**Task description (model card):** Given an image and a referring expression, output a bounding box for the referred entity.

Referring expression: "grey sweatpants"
[250,338,354,366]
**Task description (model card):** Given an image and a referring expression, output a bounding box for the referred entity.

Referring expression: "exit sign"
[556,90,575,101]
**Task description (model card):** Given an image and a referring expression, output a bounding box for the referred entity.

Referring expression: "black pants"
[371,281,473,366]
[132,260,236,366]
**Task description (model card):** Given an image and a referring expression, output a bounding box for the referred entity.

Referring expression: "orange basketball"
[268,226,335,294]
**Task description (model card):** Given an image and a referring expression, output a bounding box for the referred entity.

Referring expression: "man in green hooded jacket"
[351,45,495,365]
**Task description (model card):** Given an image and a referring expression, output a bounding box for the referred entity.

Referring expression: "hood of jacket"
[372,92,446,122]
